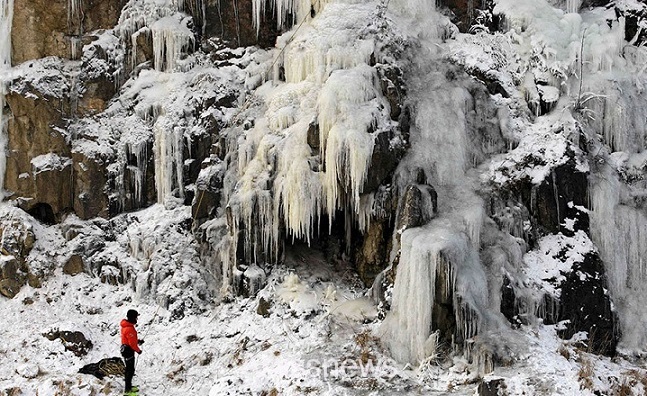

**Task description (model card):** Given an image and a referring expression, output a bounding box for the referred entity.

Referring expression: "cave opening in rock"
[28,203,56,225]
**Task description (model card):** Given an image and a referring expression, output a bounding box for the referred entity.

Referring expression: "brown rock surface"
[63,254,85,276]
[0,278,22,298]
[72,151,110,220]
[11,0,122,64]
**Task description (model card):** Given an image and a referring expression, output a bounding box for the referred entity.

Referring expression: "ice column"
[382,226,486,364]
[0,0,14,199]
[68,0,81,21]
[566,0,580,13]
[590,171,647,351]
[153,116,184,203]
[151,16,194,72]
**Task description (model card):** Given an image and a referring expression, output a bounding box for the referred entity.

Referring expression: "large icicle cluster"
[153,113,185,203]
[381,73,495,365]
[219,0,395,285]
[379,0,647,370]
[382,222,489,364]
[117,0,195,71]
[489,0,647,354]
[252,0,330,36]
[151,15,194,72]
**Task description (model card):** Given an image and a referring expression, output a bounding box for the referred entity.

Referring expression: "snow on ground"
[0,211,418,395]
[1,201,646,395]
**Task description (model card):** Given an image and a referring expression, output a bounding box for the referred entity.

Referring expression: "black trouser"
[121,345,136,391]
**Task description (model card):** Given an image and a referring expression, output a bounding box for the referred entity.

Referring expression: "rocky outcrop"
[437,0,498,33]
[43,330,93,356]
[11,0,122,64]
[492,152,617,354]
[192,158,224,224]
[232,264,266,297]
[0,215,37,298]
[355,213,393,286]
[521,159,589,236]
[363,130,407,193]
[73,151,111,220]
[202,0,282,48]
[396,182,438,232]
[558,252,617,355]
[63,254,85,276]
[4,70,76,222]
[478,377,507,396]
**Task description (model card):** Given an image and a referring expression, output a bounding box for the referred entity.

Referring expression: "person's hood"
[120,319,135,329]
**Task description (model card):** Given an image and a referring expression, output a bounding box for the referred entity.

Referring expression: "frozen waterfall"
[0,0,13,199]
[154,114,185,203]
[380,69,493,365]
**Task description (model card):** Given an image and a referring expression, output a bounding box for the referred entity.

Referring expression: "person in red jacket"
[120,310,143,393]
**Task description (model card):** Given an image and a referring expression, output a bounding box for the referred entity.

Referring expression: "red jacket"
[120,319,142,353]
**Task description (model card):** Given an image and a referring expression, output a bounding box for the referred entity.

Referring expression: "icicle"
[70,36,81,60]
[566,0,580,14]
[381,227,440,364]
[253,0,322,33]
[153,115,184,203]
[317,65,379,223]
[151,16,194,72]
[68,0,81,22]
[251,0,265,36]
[273,126,324,246]
[127,140,149,208]
[0,0,13,200]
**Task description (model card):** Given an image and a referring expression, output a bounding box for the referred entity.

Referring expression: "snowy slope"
[1,0,647,395]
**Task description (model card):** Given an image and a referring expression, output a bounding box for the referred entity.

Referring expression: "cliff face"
[11,0,123,64]
[1,0,647,386]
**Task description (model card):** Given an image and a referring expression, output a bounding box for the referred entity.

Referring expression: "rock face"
[11,0,122,64]
[558,253,617,355]
[0,0,636,377]
[202,0,281,48]
[396,180,438,232]
[493,153,617,354]
[437,0,498,33]
[523,159,589,236]
[478,377,507,396]
[63,254,85,276]
[0,220,36,298]
[4,87,72,222]
[73,151,111,220]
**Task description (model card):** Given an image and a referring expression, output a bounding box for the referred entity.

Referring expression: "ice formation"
[590,163,647,351]
[0,0,12,199]
[566,0,581,14]
[380,0,647,368]
[2,0,647,391]
[220,1,393,279]
[151,15,194,72]
[491,0,647,354]
[252,0,329,35]
[117,0,195,71]
[381,73,493,365]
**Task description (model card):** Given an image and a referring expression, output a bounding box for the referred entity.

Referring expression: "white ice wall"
[0,0,13,199]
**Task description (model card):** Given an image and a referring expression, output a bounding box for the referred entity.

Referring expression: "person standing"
[120,309,143,394]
